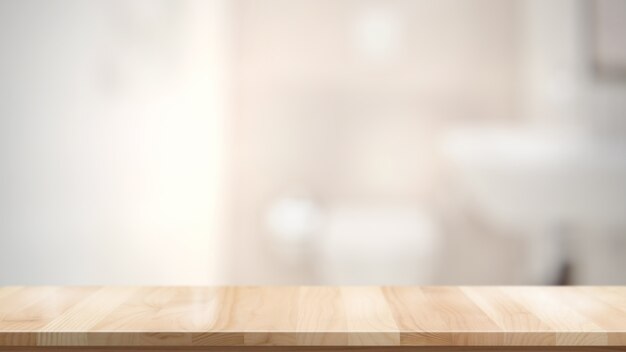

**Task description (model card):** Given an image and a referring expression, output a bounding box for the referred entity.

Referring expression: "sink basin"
[442,127,626,283]
[442,128,626,229]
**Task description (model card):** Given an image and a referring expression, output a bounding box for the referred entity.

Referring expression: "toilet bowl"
[315,203,439,284]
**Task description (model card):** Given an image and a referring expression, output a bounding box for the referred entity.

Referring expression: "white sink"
[442,127,626,284]
[443,128,626,229]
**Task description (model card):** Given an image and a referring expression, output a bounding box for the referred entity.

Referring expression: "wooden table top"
[0,286,625,348]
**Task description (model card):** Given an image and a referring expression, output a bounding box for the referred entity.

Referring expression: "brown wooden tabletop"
[0,286,625,350]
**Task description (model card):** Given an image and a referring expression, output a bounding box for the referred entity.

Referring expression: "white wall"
[0,0,229,284]
[226,0,520,284]
[522,0,626,131]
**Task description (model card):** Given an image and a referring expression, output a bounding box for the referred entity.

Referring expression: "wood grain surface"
[0,286,625,348]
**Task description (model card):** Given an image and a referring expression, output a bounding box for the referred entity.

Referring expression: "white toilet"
[315,203,439,285]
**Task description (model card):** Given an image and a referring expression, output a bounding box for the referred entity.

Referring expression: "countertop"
[0,286,625,348]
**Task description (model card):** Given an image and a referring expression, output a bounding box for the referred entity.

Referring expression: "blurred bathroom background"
[1,0,626,285]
